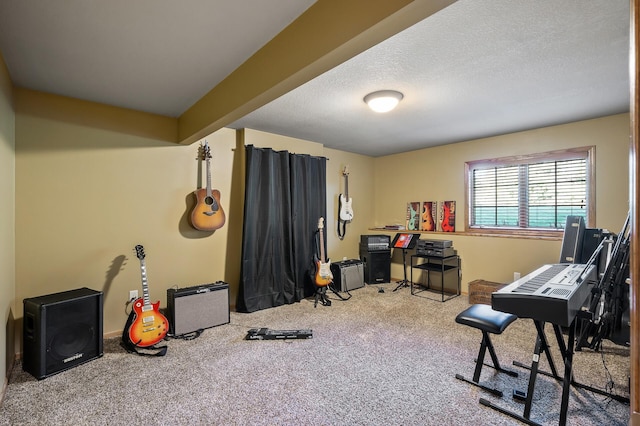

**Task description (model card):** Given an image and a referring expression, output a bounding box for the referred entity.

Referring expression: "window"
[465,147,594,237]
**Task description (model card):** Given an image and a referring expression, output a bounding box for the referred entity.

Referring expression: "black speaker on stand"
[23,287,103,379]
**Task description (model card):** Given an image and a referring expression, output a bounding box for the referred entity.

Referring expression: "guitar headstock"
[199,141,212,160]
[342,165,350,177]
[134,245,145,260]
[317,217,325,230]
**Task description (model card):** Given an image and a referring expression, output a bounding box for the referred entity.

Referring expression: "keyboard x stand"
[480,315,629,425]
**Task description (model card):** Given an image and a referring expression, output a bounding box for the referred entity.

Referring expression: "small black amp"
[360,234,390,252]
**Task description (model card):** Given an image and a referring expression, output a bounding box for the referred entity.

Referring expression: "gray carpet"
[0,284,630,425]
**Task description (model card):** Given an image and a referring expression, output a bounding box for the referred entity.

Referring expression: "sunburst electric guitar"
[127,245,168,347]
[313,218,333,287]
[191,141,226,231]
[339,166,354,222]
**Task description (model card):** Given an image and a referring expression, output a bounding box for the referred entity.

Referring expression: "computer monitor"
[391,233,421,250]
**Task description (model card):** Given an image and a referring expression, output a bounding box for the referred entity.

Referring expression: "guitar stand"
[314,286,331,308]
[393,249,410,292]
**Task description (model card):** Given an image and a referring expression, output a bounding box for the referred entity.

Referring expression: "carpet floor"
[0,283,631,425]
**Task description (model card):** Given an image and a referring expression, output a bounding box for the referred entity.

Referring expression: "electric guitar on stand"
[313,218,333,307]
[337,166,353,240]
[191,141,226,231]
[127,245,168,348]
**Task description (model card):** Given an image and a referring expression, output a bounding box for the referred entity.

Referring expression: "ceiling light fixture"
[363,90,404,113]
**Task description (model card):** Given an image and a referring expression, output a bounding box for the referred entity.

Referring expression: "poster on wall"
[421,201,437,231]
[406,202,420,231]
[440,201,456,232]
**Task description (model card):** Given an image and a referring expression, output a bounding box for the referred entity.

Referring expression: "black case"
[330,259,365,292]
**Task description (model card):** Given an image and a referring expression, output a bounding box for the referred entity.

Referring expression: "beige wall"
[0,54,15,391]
[373,114,630,286]
[14,90,235,342]
[11,107,376,349]
[6,86,631,362]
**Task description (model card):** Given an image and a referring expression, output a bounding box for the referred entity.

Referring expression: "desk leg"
[410,256,414,294]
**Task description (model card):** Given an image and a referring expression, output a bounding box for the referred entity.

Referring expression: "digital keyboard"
[491,263,597,327]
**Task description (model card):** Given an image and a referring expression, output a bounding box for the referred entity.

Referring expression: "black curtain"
[237,145,327,313]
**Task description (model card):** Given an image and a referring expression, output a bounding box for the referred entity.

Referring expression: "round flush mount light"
[363,90,404,113]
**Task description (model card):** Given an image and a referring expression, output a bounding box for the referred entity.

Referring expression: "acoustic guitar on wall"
[127,245,168,348]
[191,141,226,231]
[313,217,333,287]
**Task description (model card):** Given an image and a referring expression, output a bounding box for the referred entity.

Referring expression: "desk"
[410,254,460,301]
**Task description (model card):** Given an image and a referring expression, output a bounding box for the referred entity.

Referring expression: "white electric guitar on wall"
[339,166,354,222]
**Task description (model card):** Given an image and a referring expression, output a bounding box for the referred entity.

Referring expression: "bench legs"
[455,330,518,397]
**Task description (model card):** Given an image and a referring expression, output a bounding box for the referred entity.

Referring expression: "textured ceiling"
[229,0,630,156]
[0,0,630,157]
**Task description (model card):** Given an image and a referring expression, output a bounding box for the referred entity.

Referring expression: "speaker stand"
[393,249,410,292]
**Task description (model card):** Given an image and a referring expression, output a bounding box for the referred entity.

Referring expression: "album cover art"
[421,201,437,231]
[406,202,420,231]
[440,201,456,232]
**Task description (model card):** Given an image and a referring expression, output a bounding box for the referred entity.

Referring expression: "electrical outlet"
[129,290,138,301]
[514,272,521,281]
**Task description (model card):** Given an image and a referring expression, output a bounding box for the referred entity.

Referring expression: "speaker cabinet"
[580,228,605,264]
[330,260,364,292]
[559,215,585,263]
[167,282,229,336]
[23,287,103,380]
[359,250,391,284]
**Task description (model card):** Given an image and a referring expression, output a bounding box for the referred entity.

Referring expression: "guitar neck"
[319,228,326,262]
[345,174,349,198]
[205,156,212,198]
[139,259,152,308]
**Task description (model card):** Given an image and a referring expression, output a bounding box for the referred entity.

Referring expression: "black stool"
[455,304,518,397]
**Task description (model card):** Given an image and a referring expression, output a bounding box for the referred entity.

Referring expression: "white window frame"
[464,146,595,239]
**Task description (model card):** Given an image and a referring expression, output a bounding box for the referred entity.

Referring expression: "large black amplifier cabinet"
[359,249,391,284]
[167,282,229,336]
[23,287,103,380]
[330,259,364,292]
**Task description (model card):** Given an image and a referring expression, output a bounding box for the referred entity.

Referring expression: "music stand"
[391,233,421,291]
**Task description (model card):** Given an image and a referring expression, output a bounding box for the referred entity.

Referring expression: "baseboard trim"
[104,330,121,339]
[1,373,8,406]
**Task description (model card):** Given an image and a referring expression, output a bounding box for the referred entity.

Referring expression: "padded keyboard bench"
[455,304,518,397]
